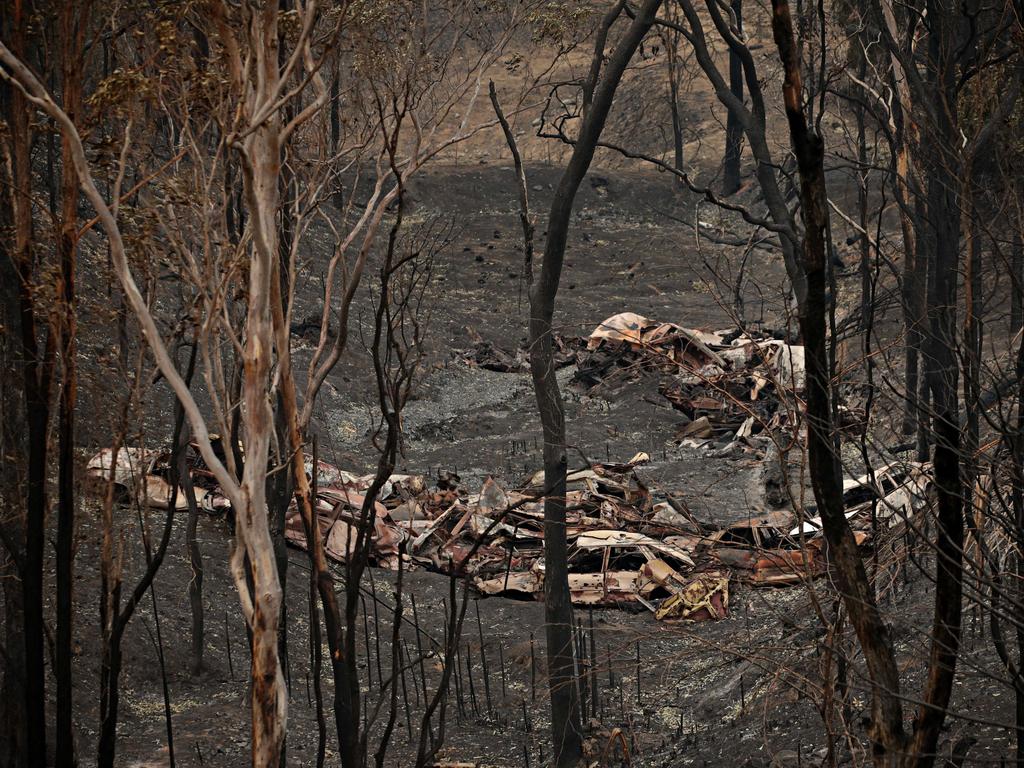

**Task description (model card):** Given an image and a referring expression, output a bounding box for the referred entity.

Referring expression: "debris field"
[87,313,932,623]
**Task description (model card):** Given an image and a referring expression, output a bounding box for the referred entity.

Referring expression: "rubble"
[83,314,928,624]
[86,437,933,623]
[652,569,729,621]
[574,313,808,452]
[787,462,931,538]
[86,445,222,511]
[573,312,724,388]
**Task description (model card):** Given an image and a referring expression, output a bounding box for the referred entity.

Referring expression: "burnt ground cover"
[61,163,1018,767]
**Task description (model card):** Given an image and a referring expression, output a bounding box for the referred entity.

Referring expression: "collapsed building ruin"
[88,313,932,623]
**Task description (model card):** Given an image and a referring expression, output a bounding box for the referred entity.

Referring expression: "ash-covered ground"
[63,164,1017,767]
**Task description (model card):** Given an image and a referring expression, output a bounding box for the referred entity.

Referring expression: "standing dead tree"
[266,5,539,765]
[519,1,666,764]
[766,1,908,763]
[721,0,744,195]
[53,3,90,763]
[653,2,694,188]
[0,5,53,765]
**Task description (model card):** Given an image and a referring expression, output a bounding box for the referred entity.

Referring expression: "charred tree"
[5,4,53,765]
[1013,230,1023,334]
[659,10,687,188]
[528,2,663,764]
[769,0,910,761]
[675,0,808,306]
[0,7,31,767]
[774,0,1011,761]
[0,42,28,768]
[55,2,88,763]
[722,0,743,195]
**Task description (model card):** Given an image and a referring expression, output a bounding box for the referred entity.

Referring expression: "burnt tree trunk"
[882,17,926,440]
[855,54,870,337]
[962,197,982,561]
[8,3,52,764]
[1012,230,1023,335]
[668,63,684,181]
[996,292,1024,766]
[770,0,912,760]
[97,346,195,768]
[664,25,685,187]
[675,0,808,305]
[268,140,358,768]
[899,186,922,436]
[722,0,743,195]
[912,192,931,461]
[0,90,28,768]
[903,6,965,763]
[527,2,663,764]
[1014,324,1024,765]
[55,2,86,762]
[0,8,29,766]
[910,90,963,768]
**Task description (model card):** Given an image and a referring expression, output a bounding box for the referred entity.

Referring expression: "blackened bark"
[97,504,179,767]
[902,7,964,763]
[993,294,1024,765]
[56,2,86,762]
[183,17,208,681]
[912,194,931,460]
[893,128,922,437]
[770,0,910,760]
[962,203,982,551]
[855,56,870,336]
[269,180,357,768]
[8,3,52,763]
[1012,231,1023,335]
[97,641,124,768]
[668,62,684,183]
[911,117,963,768]
[0,14,28,766]
[489,81,534,289]
[528,2,663,764]
[0,150,28,768]
[676,0,807,305]
[54,219,78,768]
[346,206,410,767]
[0,571,27,768]
[901,207,922,437]
[373,548,404,768]
[1015,328,1024,765]
[722,0,743,195]
[662,25,685,188]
